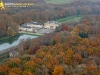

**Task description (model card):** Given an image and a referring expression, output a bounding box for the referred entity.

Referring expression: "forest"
[0,0,100,75]
[0,14,100,75]
[0,0,100,36]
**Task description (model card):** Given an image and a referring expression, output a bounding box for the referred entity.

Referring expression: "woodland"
[0,0,100,75]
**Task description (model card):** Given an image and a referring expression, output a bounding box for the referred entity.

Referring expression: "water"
[0,34,37,51]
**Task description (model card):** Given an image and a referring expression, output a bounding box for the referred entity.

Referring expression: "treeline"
[3,0,45,3]
[1,15,100,75]
[1,0,100,37]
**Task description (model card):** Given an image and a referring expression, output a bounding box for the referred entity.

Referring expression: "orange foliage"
[9,68,22,75]
[64,48,74,65]
[22,71,34,75]
[46,57,59,70]
[87,47,94,55]
[72,27,79,34]
[10,58,21,65]
[62,25,68,31]
[54,35,61,43]
[86,64,97,72]
[80,38,90,46]
[52,66,64,75]
[8,72,17,75]
[73,53,83,63]
[46,62,53,70]
[24,60,36,72]
[34,58,43,64]
[85,21,91,25]
[0,64,9,73]
[24,60,36,67]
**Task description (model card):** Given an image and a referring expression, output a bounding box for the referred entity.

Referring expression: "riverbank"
[0,34,21,41]
[0,32,41,42]
[18,31,42,36]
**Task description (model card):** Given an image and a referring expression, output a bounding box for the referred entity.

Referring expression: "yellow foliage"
[22,70,34,75]
[24,61,36,72]
[66,48,74,57]
[9,68,22,75]
[72,27,79,34]
[10,58,21,65]
[52,65,64,75]
[7,27,15,36]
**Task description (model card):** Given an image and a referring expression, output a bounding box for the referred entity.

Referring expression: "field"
[55,15,83,23]
[45,0,73,4]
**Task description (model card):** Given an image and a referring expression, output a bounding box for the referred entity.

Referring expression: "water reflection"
[0,34,37,51]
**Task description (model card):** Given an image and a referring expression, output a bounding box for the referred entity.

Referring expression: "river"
[0,34,37,51]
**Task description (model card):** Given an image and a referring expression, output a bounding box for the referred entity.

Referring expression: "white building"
[19,21,43,32]
[44,21,61,29]
[9,51,19,57]
[26,22,43,28]
[19,25,33,32]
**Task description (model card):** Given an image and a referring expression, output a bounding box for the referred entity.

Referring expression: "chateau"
[19,21,61,32]
[44,21,61,29]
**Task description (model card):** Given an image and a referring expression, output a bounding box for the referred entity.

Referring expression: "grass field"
[55,15,83,23]
[18,31,42,36]
[45,0,73,4]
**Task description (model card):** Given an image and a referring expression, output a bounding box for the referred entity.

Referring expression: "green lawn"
[45,0,73,4]
[19,31,42,36]
[55,15,83,23]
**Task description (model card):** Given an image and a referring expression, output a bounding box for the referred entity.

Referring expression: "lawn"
[55,15,83,23]
[18,31,42,36]
[45,0,73,4]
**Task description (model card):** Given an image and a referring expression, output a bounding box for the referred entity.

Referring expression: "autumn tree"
[73,53,83,63]
[9,68,22,75]
[62,24,68,31]
[52,65,64,75]
[86,64,97,74]
[0,64,9,74]
[8,72,17,75]
[22,70,34,75]
[24,60,36,72]
[64,48,74,65]
[7,27,15,36]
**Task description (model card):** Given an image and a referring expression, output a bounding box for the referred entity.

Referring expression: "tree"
[86,64,97,74]
[22,71,34,75]
[8,72,17,75]
[73,53,83,63]
[24,61,36,72]
[7,27,15,36]
[62,24,68,31]
[10,58,21,65]
[9,68,22,75]
[0,64,9,73]
[64,48,74,65]
[52,39,56,46]
[52,65,64,75]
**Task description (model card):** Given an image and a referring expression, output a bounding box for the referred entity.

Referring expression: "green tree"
[52,39,56,46]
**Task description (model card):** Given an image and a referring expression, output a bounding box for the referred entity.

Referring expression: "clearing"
[55,15,83,23]
[45,0,73,4]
